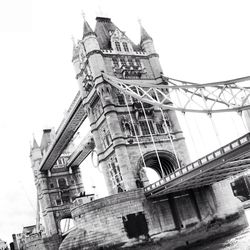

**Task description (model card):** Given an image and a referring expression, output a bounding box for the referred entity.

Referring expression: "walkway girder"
[39,92,87,171]
[67,132,95,168]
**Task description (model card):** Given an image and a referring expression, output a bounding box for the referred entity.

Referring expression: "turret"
[139,21,163,79]
[72,15,106,100]
[30,137,42,163]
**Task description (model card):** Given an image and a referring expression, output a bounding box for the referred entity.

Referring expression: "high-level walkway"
[144,133,250,198]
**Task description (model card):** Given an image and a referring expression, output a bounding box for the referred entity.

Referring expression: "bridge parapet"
[71,194,95,210]
[144,133,250,197]
[56,91,81,134]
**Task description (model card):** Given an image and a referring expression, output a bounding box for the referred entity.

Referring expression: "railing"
[71,194,95,209]
[101,49,147,56]
[56,91,81,134]
[144,133,250,193]
[39,91,83,170]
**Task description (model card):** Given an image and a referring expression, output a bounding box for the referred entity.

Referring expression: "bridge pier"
[168,194,182,230]
[59,182,247,250]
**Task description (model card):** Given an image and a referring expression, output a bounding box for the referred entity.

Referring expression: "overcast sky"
[0,0,249,244]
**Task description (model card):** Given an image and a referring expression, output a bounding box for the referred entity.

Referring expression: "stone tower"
[30,128,84,236]
[72,17,190,195]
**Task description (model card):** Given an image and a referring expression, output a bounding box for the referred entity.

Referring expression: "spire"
[82,12,95,39]
[139,19,152,43]
[32,136,39,149]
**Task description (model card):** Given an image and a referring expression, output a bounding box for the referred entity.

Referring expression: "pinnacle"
[82,15,94,39]
[32,136,39,149]
[139,20,152,43]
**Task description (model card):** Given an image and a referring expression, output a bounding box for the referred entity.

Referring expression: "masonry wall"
[60,186,223,250]
[25,234,62,250]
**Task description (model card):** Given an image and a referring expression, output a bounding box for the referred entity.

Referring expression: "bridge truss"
[39,73,250,187]
[103,74,250,114]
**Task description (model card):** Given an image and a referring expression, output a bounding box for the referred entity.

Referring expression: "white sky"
[0,0,249,244]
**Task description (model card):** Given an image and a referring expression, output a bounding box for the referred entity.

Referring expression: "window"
[139,120,155,135]
[115,41,121,51]
[102,128,112,148]
[58,178,67,189]
[117,94,125,105]
[50,183,54,189]
[56,199,62,206]
[139,121,150,135]
[135,58,141,67]
[156,123,165,134]
[127,57,133,66]
[122,42,129,52]
[120,57,126,66]
[108,157,123,189]
[131,123,139,136]
[112,58,119,68]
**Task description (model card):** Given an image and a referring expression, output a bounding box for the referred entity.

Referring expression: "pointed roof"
[139,21,152,43]
[82,19,95,39]
[32,137,39,149]
[94,16,140,50]
[40,128,53,153]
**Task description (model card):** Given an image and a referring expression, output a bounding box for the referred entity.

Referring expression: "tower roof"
[139,21,152,43]
[32,137,39,149]
[94,16,140,50]
[82,19,95,39]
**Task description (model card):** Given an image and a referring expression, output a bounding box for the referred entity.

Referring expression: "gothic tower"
[72,17,190,195]
[30,129,84,236]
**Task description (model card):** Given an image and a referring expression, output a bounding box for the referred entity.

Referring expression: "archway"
[59,217,75,235]
[138,151,179,184]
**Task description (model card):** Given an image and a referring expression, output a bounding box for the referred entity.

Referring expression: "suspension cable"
[153,88,181,169]
[160,108,181,169]
[139,100,165,177]
[174,87,198,159]
[123,94,147,170]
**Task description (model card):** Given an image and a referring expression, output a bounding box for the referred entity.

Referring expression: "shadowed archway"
[138,151,179,183]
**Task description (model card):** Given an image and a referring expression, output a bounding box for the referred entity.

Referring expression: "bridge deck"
[144,133,250,198]
[67,132,94,168]
[39,92,87,171]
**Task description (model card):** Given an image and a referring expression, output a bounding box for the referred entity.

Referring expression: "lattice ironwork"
[103,74,250,114]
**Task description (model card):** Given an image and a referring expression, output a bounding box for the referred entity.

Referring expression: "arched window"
[115,41,121,51]
[122,42,129,52]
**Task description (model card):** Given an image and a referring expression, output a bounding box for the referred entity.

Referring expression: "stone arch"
[137,150,179,181]
[56,212,73,235]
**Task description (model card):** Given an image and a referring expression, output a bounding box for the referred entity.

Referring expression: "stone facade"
[72,16,191,196]
[30,129,84,237]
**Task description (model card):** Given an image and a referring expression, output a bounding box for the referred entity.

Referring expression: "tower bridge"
[17,15,250,250]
